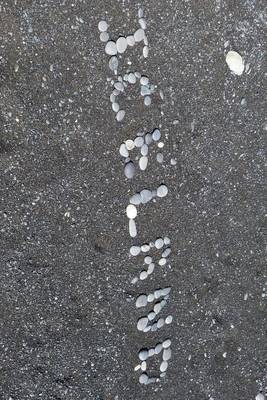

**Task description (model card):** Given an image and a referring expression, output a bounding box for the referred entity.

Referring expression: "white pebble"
[163,348,172,361]
[147,293,155,302]
[112,102,120,113]
[134,28,145,42]
[152,128,161,141]
[116,36,127,53]
[125,139,135,150]
[140,189,152,203]
[161,287,171,296]
[160,361,168,372]
[139,156,148,171]
[137,317,148,331]
[144,256,152,264]
[100,32,109,42]
[140,76,149,85]
[129,219,137,238]
[130,193,142,205]
[136,294,148,308]
[144,96,151,106]
[140,271,148,280]
[157,184,168,198]
[141,144,148,156]
[126,35,135,46]
[134,136,144,147]
[128,72,137,84]
[126,204,137,219]
[105,41,117,56]
[148,311,156,321]
[159,258,167,266]
[141,361,147,371]
[145,133,153,145]
[143,46,149,58]
[147,263,155,275]
[109,56,118,71]
[124,162,135,179]
[255,395,265,400]
[116,110,125,122]
[138,8,144,18]
[155,343,163,354]
[139,373,148,384]
[164,237,171,245]
[119,143,129,158]
[163,339,171,348]
[114,81,124,91]
[155,238,164,249]
[98,20,108,32]
[139,18,147,30]
[141,244,150,252]
[225,50,244,76]
[165,315,173,324]
[139,349,148,360]
[162,248,171,258]
[156,153,163,163]
[130,245,141,256]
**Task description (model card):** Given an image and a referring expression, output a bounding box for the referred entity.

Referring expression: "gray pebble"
[147,263,155,275]
[152,128,161,141]
[163,348,172,361]
[124,162,135,179]
[157,184,168,198]
[139,349,149,361]
[151,323,158,332]
[130,245,141,256]
[136,294,148,308]
[134,136,144,147]
[137,317,148,331]
[155,238,164,249]
[160,361,168,372]
[110,93,116,103]
[134,28,145,42]
[128,72,137,84]
[114,81,124,91]
[141,144,148,156]
[105,41,117,55]
[116,110,125,122]
[116,36,127,53]
[155,343,163,354]
[123,74,129,82]
[130,193,142,205]
[145,133,153,145]
[140,189,152,203]
[139,373,148,384]
[144,96,151,106]
[112,102,120,113]
[98,20,108,32]
[162,248,171,258]
[139,156,148,171]
[119,143,129,158]
[100,31,109,42]
[126,35,135,46]
[141,85,151,96]
[156,153,163,163]
[109,56,119,71]
[139,18,147,30]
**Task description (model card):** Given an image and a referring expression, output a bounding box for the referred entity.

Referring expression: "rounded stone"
[127,35,135,46]
[136,294,148,308]
[139,349,149,361]
[105,41,117,55]
[109,56,119,71]
[100,32,109,42]
[134,136,144,147]
[112,102,120,113]
[157,184,168,198]
[124,162,135,179]
[155,238,164,249]
[225,50,244,76]
[144,96,151,106]
[137,317,148,331]
[155,343,163,354]
[147,263,155,275]
[139,156,148,171]
[129,219,137,238]
[119,143,129,158]
[160,361,168,372]
[130,246,141,256]
[165,315,173,324]
[130,193,142,205]
[116,110,125,122]
[134,28,145,42]
[140,271,148,280]
[140,189,152,204]
[163,339,171,348]
[152,128,161,141]
[116,36,127,53]
[139,373,148,384]
[126,204,137,219]
[125,139,135,150]
[141,144,148,156]
[163,348,172,361]
[98,20,108,32]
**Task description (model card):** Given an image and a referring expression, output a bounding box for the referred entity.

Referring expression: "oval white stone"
[226,50,244,76]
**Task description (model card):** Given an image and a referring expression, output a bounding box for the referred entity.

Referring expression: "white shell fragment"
[226,50,245,76]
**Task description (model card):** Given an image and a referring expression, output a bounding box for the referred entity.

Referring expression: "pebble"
[125,139,135,150]
[129,219,137,238]
[155,238,164,249]
[157,184,168,198]
[139,18,147,30]
[130,193,142,205]
[139,156,148,171]
[109,56,119,71]
[105,41,117,56]
[147,293,155,302]
[137,317,148,331]
[141,85,151,96]
[141,361,147,371]
[154,289,163,299]
[152,128,161,141]
[116,36,127,53]
[155,343,163,354]
[144,256,152,264]
[163,348,172,361]
[144,96,151,106]
[100,32,109,42]
[145,133,153,145]
[116,110,125,122]
[134,28,145,42]
[98,20,108,32]
[127,35,135,46]
[110,93,116,103]
[225,50,244,76]
[136,294,148,308]
[148,311,156,321]
[156,153,163,163]
[171,158,177,166]
[161,287,171,296]
[140,76,149,85]
[165,315,173,324]
[134,364,141,371]
[255,395,265,400]
[154,302,162,314]
[159,258,166,266]
[135,71,141,79]
[140,271,148,280]
[130,245,141,256]
[140,189,152,203]
[131,277,138,284]
[112,102,120,113]
[141,244,150,252]
[139,373,148,384]
[147,263,155,275]
[157,318,165,329]
[151,323,157,332]
[124,161,135,179]
[141,144,148,156]
[139,349,149,361]
[114,81,124,91]
[162,248,171,258]
[163,339,171,348]
[128,72,137,84]
[158,141,164,148]
[119,143,129,158]
[160,361,168,372]
[126,204,137,219]
[134,136,144,147]
[138,8,144,18]
[143,46,149,58]
[164,237,171,245]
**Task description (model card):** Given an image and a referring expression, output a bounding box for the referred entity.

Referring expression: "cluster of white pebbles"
[98,8,172,385]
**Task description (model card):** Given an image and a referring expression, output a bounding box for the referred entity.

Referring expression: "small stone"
[139,18,147,30]
[154,289,163,299]
[141,244,150,252]
[130,193,142,205]
[135,71,141,79]
[100,32,109,42]
[109,56,119,71]
[158,141,164,148]
[140,189,152,203]
[126,204,137,219]
[124,162,135,179]
[165,315,173,324]
[136,294,148,308]
[151,323,158,332]
[126,35,135,46]
[141,85,151,96]
[164,237,171,245]
[162,248,171,258]
[112,102,120,113]
[141,361,147,371]
[147,293,155,302]
[116,36,127,53]
[141,144,148,156]
[140,76,149,85]
[148,311,156,321]
[131,277,138,284]
[160,361,168,372]
[116,110,125,122]
[134,364,141,371]
[157,318,165,329]
[144,256,152,264]
[155,238,164,249]
[110,93,116,103]
[161,287,171,296]
[154,302,162,314]
[119,143,129,158]
[139,373,148,384]
[144,96,151,106]
[114,81,124,91]
[157,184,168,198]
[129,219,137,238]
[147,263,155,275]
[152,128,161,141]
[163,339,171,348]
[139,156,148,171]
[156,153,163,163]
[130,246,141,256]
[148,348,155,357]
[128,72,137,84]
[159,258,167,266]
[98,20,108,32]
[105,41,117,55]
[143,46,149,58]
[155,343,163,354]
[145,133,153,145]
[140,271,148,280]
[137,317,148,331]
[139,349,149,361]
[125,139,135,150]
[225,50,244,76]
[134,136,144,147]
[138,8,144,18]
[134,28,145,42]
[255,395,265,400]
[123,74,129,82]
[163,348,172,361]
